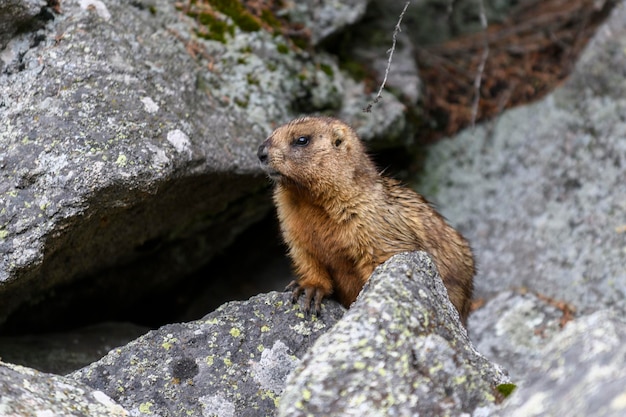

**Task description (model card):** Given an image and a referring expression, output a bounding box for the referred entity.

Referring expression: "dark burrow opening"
[0,213,292,336]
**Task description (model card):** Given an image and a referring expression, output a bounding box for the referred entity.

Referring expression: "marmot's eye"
[293,136,310,146]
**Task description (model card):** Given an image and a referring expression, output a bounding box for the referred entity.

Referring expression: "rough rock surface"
[0,0,268,325]
[71,292,346,417]
[468,291,565,380]
[0,361,129,416]
[418,2,626,415]
[420,1,626,316]
[493,306,626,417]
[278,252,509,417]
[0,0,407,326]
[0,0,46,49]
[283,0,369,45]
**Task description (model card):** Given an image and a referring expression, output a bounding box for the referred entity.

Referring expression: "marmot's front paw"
[285,280,328,316]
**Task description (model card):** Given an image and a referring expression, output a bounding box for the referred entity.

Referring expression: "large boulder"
[419,1,626,415]
[0,361,129,416]
[278,252,509,417]
[71,291,346,417]
[0,0,266,326]
[420,0,626,317]
[494,306,626,417]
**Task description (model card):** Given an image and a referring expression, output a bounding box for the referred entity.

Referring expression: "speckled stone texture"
[278,252,509,417]
[0,0,46,49]
[0,361,129,416]
[0,0,270,324]
[420,0,626,319]
[493,306,626,417]
[283,0,368,45]
[468,291,565,380]
[71,292,346,417]
[418,2,626,416]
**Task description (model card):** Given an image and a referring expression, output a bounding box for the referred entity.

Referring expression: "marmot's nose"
[257,143,268,163]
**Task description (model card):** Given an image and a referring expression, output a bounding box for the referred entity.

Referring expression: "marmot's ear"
[332,124,348,148]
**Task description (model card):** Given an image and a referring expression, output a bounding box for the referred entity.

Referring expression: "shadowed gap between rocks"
[0,172,294,334]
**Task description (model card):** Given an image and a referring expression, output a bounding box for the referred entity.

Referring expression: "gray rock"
[0,0,271,325]
[416,1,626,415]
[406,0,524,46]
[492,306,626,417]
[339,76,409,145]
[468,291,566,380]
[419,0,626,316]
[0,0,46,49]
[0,361,129,416]
[282,0,369,45]
[278,252,509,417]
[71,292,346,417]
[342,0,423,107]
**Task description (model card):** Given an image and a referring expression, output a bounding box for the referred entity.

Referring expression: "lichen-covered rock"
[468,291,566,380]
[71,292,345,417]
[0,0,273,325]
[492,307,626,417]
[0,361,129,416]
[0,0,47,49]
[420,0,626,316]
[282,0,369,45]
[278,252,508,417]
[417,2,626,415]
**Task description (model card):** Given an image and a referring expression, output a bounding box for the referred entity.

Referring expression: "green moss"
[319,63,334,77]
[247,74,259,86]
[260,8,281,31]
[235,13,261,32]
[234,97,249,108]
[496,383,517,398]
[209,0,261,32]
[340,59,367,81]
[276,43,289,54]
[194,12,234,43]
[291,36,309,50]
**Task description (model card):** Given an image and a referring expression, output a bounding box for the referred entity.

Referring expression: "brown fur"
[257,116,475,325]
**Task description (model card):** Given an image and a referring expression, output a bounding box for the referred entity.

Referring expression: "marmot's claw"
[312,290,324,316]
[286,280,323,316]
[285,280,298,293]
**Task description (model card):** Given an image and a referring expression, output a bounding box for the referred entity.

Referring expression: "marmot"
[257,116,475,325]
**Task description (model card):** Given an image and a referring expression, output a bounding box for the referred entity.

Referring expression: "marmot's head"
[257,117,375,194]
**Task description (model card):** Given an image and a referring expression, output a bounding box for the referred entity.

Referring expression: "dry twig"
[363,1,411,113]
[471,0,489,128]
